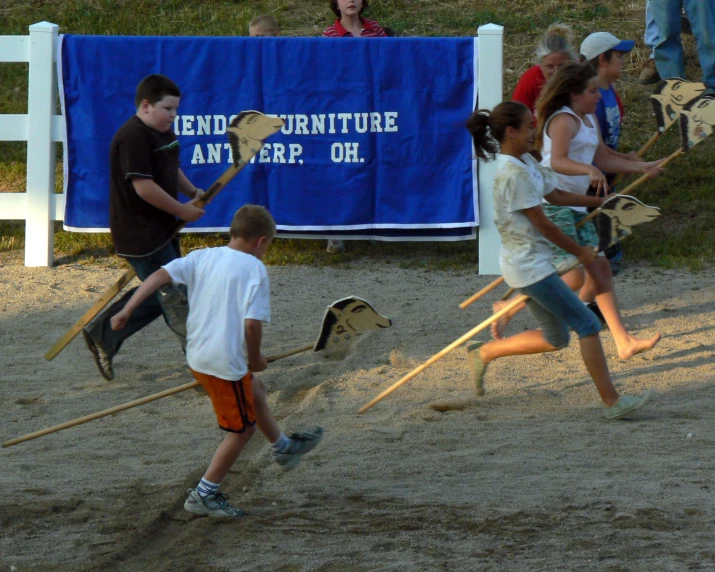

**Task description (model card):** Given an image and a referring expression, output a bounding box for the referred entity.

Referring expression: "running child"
[580,31,638,273]
[465,101,653,420]
[82,74,206,381]
[111,205,323,517]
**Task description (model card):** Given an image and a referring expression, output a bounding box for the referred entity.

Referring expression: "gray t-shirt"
[493,153,557,288]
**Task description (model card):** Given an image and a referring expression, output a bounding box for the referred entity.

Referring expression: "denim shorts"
[518,272,602,347]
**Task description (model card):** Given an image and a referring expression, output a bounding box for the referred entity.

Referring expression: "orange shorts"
[190,369,256,433]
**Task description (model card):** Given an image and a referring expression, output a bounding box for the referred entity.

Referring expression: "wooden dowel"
[459,277,505,309]
[44,268,137,361]
[359,294,530,413]
[6,343,315,448]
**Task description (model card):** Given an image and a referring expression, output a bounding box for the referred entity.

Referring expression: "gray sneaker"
[82,329,114,380]
[274,427,324,470]
[466,340,487,396]
[604,390,654,420]
[183,488,245,518]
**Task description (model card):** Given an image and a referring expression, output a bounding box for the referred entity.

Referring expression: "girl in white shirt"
[465,101,652,420]
[533,61,664,360]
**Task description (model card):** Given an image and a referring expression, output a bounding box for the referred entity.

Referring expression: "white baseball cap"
[580,32,635,61]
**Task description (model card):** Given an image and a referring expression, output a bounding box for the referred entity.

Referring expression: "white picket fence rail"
[0,22,503,274]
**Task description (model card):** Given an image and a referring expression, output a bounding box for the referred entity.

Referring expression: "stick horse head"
[596,195,662,252]
[679,95,715,149]
[650,78,705,133]
[227,111,284,167]
[315,296,393,352]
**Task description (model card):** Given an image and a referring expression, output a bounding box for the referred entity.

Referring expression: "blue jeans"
[651,0,715,89]
[518,273,602,348]
[84,239,188,357]
[645,0,660,59]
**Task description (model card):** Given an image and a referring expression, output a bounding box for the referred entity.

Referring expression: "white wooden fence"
[0,22,503,274]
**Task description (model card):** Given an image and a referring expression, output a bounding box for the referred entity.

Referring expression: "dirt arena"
[1,254,714,571]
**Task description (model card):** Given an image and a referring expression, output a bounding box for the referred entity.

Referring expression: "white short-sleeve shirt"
[164,246,271,380]
[492,153,558,288]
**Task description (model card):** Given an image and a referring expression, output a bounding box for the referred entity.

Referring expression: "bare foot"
[490,300,513,340]
[617,333,662,360]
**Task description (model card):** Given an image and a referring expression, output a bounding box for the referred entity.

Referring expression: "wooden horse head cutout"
[315,296,392,352]
[650,78,705,133]
[227,111,284,166]
[679,95,715,149]
[596,195,661,252]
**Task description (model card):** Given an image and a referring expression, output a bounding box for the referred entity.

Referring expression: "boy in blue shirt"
[580,32,641,276]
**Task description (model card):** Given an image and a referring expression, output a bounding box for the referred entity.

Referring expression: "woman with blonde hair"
[512,24,578,116]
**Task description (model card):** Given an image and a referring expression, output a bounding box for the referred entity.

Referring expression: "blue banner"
[59,35,478,240]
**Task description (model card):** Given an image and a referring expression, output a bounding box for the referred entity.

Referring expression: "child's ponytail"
[466,101,529,160]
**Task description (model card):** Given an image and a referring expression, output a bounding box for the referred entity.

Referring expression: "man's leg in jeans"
[683,0,715,93]
[652,0,685,81]
[645,0,659,59]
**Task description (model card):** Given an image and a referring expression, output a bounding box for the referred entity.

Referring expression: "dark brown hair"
[534,61,597,150]
[581,49,614,69]
[134,74,180,108]
[466,101,530,160]
[230,204,276,241]
[330,0,368,17]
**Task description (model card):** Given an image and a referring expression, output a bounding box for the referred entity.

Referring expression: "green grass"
[1,0,714,268]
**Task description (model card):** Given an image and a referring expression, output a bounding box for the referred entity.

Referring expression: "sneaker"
[82,329,114,380]
[586,302,607,327]
[638,59,660,85]
[274,427,324,470]
[326,239,345,254]
[466,340,487,396]
[603,390,654,420]
[183,488,245,517]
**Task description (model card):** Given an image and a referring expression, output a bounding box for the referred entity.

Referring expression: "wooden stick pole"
[44,268,137,360]
[359,294,529,414]
[5,343,314,448]
[459,277,505,309]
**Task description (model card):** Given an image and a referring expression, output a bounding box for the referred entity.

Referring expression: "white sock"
[272,433,291,453]
[196,477,220,498]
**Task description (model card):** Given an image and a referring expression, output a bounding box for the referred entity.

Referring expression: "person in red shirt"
[322,0,386,253]
[512,24,577,117]
[322,0,387,38]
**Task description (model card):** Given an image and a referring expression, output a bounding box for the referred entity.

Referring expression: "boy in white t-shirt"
[111,205,323,518]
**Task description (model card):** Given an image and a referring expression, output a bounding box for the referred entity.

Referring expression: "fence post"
[477,24,504,275]
[25,21,59,267]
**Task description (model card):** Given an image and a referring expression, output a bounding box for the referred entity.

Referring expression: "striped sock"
[196,477,220,498]
[272,433,291,453]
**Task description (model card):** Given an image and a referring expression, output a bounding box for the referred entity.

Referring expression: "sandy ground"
[1,252,714,571]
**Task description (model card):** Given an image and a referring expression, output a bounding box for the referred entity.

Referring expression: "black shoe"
[82,329,114,380]
[587,302,607,327]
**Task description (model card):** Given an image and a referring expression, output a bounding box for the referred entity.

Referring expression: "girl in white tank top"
[541,106,599,211]
[532,61,664,361]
